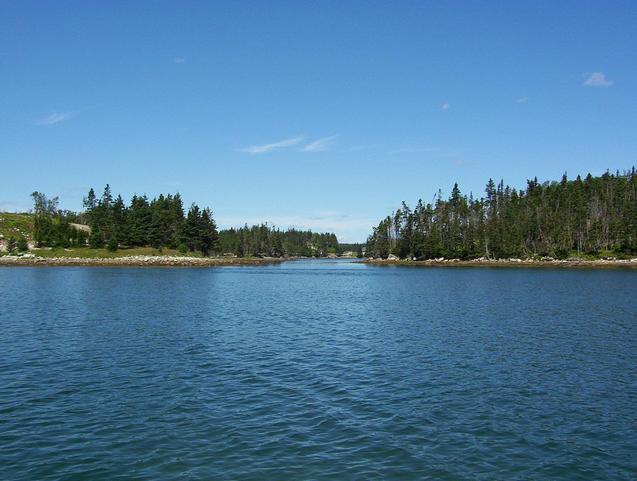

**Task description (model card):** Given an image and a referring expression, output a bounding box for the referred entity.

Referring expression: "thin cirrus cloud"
[36,111,76,126]
[583,72,613,87]
[240,136,305,154]
[441,102,450,111]
[174,57,186,64]
[241,135,338,154]
[301,135,337,153]
[516,96,529,103]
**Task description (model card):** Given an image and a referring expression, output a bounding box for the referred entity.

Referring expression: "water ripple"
[1,260,636,480]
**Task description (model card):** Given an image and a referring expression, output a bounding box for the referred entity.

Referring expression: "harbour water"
[1,260,636,480]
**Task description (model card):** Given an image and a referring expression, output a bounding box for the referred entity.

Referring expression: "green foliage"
[218,225,338,257]
[337,243,365,256]
[30,185,342,258]
[106,237,119,252]
[7,236,17,253]
[31,246,203,259]
[367,168,637,260]
[81,186,218,255]
[30,192,87,248]
[181,204,220,255]
[0,213,33,241]
[17,237,28,252]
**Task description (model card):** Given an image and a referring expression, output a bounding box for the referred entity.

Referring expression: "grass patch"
[565,250,635,261]
[31,247,205,259]
[0,213,34,240]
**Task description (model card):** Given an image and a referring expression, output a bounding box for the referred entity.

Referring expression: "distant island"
[365,168,636,266]
[0,185,364,265]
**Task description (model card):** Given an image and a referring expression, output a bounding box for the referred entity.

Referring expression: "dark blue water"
[1,260,636,480]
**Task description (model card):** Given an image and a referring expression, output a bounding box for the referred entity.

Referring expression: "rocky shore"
[0,254,286,267]
[363,256,637,269]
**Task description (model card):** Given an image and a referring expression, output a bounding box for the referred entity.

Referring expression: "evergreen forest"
[366,169,637,260]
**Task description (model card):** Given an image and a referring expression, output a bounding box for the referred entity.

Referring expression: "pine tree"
[200,208,219,256]
[17,237,29,252]
[7,236,17,253]
[182,203,202,253]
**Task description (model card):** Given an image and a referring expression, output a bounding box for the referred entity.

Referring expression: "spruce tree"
[17,237,29,252]
[7,236,17,253]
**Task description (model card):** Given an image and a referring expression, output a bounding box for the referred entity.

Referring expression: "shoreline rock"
[0,255,287,267]
[362,257,637,269]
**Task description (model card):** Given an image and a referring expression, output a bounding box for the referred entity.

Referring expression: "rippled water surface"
[1,260,636,480]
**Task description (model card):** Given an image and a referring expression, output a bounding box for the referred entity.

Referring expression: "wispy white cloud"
[301,135,337,153]
[583,72,613,87]
[36,111,76,126]
[241,136,305,154]
[174,57,186,64]
[516,96,529,103]
[441,102,450,111]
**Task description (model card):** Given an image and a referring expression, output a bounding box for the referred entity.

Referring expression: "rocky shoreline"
[0,254,286,267]
[363,257,637,269]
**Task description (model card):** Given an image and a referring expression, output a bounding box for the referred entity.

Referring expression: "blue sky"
[1,1,635,242]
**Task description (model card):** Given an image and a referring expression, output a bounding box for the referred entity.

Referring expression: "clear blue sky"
[1,1,635,242]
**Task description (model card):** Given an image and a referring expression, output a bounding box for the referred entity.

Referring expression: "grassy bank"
[0,231,286,266]
[0,213,33,241]
[29,246,205,259]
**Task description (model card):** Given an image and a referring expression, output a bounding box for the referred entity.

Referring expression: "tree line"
[366,169,637,260]
[31,192,88,248]
[81,185,219,255]
[219,225,338,257]
[29,185,343,257]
